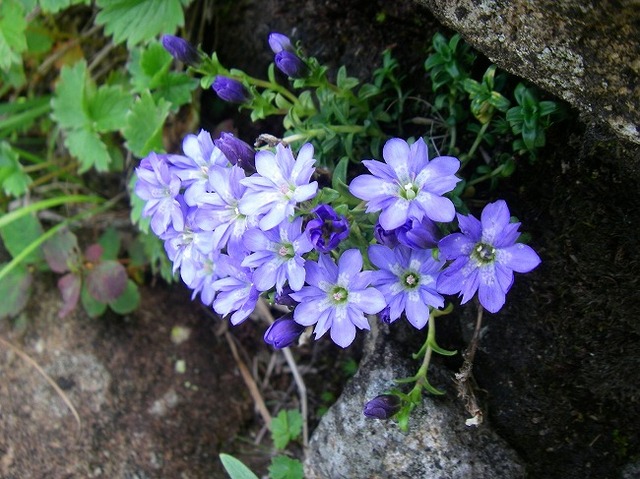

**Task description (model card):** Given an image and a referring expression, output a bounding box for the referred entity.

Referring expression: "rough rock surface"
[304,321,526,479]
[415,0,640,173]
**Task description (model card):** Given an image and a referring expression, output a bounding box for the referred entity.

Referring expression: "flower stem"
[460,121,490,169]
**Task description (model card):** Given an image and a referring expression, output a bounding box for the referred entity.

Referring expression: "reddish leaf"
[43,228,80,273]
[57,273,81,318]
[85,260,127,303]
[84,243,104,263]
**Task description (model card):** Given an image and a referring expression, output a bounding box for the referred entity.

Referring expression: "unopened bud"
[363,394,402,419]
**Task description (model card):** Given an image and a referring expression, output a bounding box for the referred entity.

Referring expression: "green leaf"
[270,409,302,450]
[219,454,259,479]
[109,279,140,315]
[268,456,304,479]
[64,127,112,173]
[0,263,31,320]
[331,156,349,190]
[51,60,89,129]
[0,212,44,264]
[129,42,172,91]
[98,227,121,260]
[88,85,131,132]
[39,0,89,13]
[80,282,107,318]
[0,0,27,72]
[95,0,189,47]
[25,19,53,55]
[123,90,171,157]
[0,142,31,197]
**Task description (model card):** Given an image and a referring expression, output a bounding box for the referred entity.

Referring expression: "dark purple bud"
[264,315,305,349]
[274,51,308,78]
[379,306,392,324]
[161,35,200,66]
[274,285,299,308]
[268,32,293,53]
[305,204,350,253]
[212,76,250,103]
[397,217,440,250]
[374,221,403,248]
[363,394,402,419]
[214,132,256,171]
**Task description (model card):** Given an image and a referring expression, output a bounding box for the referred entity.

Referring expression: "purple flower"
[397,217,441,250]
[214,132,256,171]
[363,394,402,419]
[160,202,215,276]
[193,165,257,252]
[134,152,184,235]
[170,129,228,206]
[369,244,445,329]
[275,50,307,78]
[212,76,250,103]
[305,204,350,253]
[239,143,318,231]
[212,254,260,325]
[182,249,222,306]
[349,138,461,230]
[290,249,386,348]
[437,200,541,313]
[161,35,200,66]
[242,217,313,293]
[268,33,293,53]
[264,314,306,349]
[275,285,299,307]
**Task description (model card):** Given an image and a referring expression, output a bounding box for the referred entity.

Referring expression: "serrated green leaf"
[0,142,31,197]
[123,90,171,157]
[154,72,196,109]
[109,279,140,315]
[0,0,27,72]
[129,42,171,91]
[268,456,304,479]
[270,409,302,450]
[88,85,131,132]
[0,212,44,264]
[64,127,112,172]
[81,282,107,318]
[0,263,31,319]
[39,0,89,13]
[219,454,259,479]
[51,60,89,130]
[95,0,189,47]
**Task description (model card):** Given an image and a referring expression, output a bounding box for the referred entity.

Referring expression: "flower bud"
[214,132,256,171]
[212,76,250,103]
[363,394,402,419]
[305,204,350,253]
[264,315,305,349]
[274,285,299,308]
[268,32,293,53]
[161,35,200,66]
[274,51,308,78]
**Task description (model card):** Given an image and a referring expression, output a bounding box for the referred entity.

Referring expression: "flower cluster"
[135,129,540,349]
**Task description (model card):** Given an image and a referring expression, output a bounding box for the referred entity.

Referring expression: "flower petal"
[499,243,541,273]
[481,200,511,244]
[382,138,410,176]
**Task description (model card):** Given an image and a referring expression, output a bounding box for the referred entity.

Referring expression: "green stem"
[467,163,505,187]
[0,197,116,282]
[0,195,104,229]
[246,76,300,105]
[460,121,490,169]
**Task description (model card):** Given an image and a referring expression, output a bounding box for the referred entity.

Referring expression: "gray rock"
[304,321,525,479]
[415,0,640,173]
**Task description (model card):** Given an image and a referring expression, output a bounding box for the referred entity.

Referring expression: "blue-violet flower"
[436,200,541,313]
[242,216,313,293]
[212,254,260,325]
[239,143,318,231]
[268,32,293,53]
[305,204,350,253]
[369,244,445,329]
[349,137,460,230]
[134,152,184,235]
[289,249,386,348]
